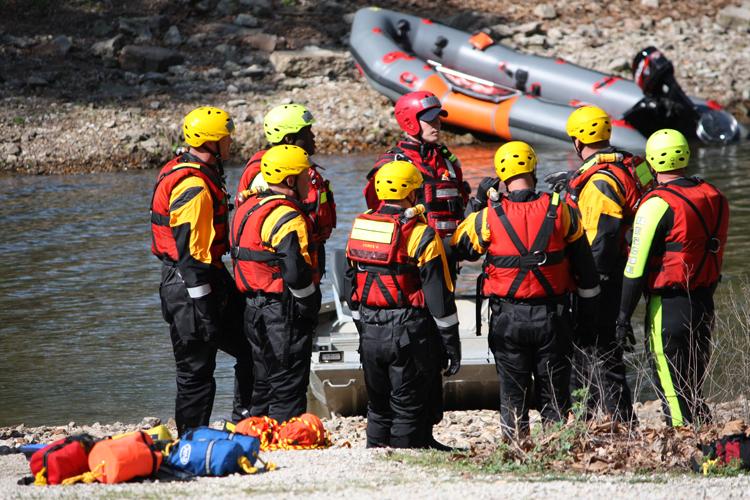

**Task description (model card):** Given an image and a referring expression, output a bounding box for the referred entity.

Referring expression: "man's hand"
[475,176,500,205]
[615,320,636,353]
[439,324,461,377]
[544,170,573,193]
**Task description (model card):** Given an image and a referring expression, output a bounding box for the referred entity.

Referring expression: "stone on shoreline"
[717,4,750,29]
[270,48,351,78]
[119,45,184,73]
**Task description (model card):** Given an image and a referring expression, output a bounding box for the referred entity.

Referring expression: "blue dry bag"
[182,427,260,464]
[165,439,247,476]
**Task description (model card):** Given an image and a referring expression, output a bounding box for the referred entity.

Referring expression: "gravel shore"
[2,441,749,499]
[2,403,749,498]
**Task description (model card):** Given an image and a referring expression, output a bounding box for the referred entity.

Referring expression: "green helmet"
[645,128,690,172]
[263,103,315,144]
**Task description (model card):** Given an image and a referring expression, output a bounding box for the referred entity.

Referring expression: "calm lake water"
[0,141,748,426]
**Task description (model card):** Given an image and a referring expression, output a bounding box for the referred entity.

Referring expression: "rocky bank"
[0,0,749,174]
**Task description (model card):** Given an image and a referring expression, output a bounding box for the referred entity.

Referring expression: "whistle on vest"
[487,187,501,203]
[404,204,426,219]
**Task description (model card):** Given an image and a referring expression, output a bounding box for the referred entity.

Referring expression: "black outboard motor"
[624,47,739,144]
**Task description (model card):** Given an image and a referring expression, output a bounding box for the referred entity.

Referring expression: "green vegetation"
[12,116,24,126]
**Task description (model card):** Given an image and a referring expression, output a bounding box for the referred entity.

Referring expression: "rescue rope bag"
[232,416,279,451]
[693,434,750,474]
[270,413,331,450]
[29,434,95,485]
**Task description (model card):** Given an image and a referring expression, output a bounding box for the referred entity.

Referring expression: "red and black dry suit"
[346,205,458,448]
[364,140,469,238]
[231,190,321,424]
[618,176,728,426]
[565,148,650,422]
[150,153,253,436]
[236,149,336,274]
[452,189,600,436]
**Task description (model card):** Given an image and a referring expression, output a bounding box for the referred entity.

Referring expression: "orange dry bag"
[87,431,162,484]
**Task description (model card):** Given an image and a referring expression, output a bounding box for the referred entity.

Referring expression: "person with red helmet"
[364,91,468,451]
[364,91,469,238]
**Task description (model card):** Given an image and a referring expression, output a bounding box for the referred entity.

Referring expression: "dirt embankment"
[0,0,748,174]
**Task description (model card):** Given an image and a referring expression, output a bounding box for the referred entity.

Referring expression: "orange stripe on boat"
[419,74,515,140]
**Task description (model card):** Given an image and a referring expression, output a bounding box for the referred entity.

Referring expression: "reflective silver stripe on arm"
[187,284,212,298]
[288,282,316,299]
[433,312,459,329]
[577,285,601,298]
[351,310,360,320]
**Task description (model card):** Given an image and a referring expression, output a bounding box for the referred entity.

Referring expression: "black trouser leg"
[596,277,634,422]
[489,304,532,438]
[570,277,634,422]
[360,308,431,448]
[245,296,314,424]
[160,265,219,436]
[535,312,572,423]
[170,330,217,436]
[360,326,393,448]
[217,268,254,422]
[646,290,713,427]
[490,300,572,437]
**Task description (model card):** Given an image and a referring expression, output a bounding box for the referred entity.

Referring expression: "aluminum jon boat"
[308,250,498,417]
[349,7,743,151]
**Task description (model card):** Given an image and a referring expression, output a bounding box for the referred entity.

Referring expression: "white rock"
[641,0,659,8]
[533,4,557,20]
[234,13,258,27]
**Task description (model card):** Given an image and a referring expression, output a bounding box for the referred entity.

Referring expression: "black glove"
[438,324,461,377]
[615,319,636,353]
[544,170,574,193]
[475,176,500,205]
[193,292,222,342]
[575,294,600,347]
[295,287,322,320]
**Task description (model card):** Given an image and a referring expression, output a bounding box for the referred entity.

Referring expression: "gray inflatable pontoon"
[349,7,743,151]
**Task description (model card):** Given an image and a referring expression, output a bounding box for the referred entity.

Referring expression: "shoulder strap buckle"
[708,237,721,254]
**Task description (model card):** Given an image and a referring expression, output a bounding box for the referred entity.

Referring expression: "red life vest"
[346,210,425,308]
[230,193,316,294]
[567,150,649,219]
[150,157,229,263]
[364,141,468,237]
[482,192,575,299]
[640,178,728,291]
[236,149,336,244]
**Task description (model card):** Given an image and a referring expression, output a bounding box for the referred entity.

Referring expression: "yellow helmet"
[260,145,310,184]
[566,105,612,144]
[183,106,235,147]
[263,103,315,144]
[375,161,423,201]
[645,128,690,172]
[494,141,537,182]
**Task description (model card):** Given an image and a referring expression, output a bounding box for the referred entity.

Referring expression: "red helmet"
[394,91,447,136]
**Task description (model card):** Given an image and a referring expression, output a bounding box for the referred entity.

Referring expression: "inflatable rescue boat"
[349,7,743,150]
